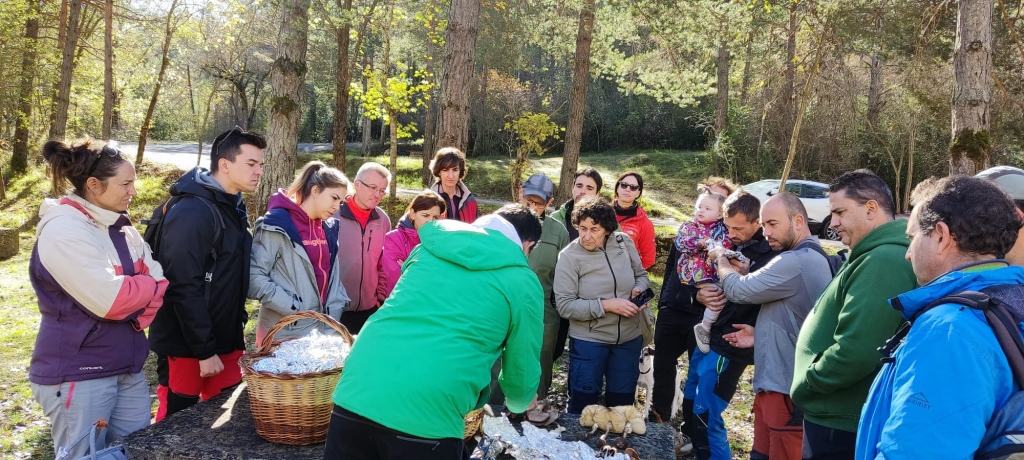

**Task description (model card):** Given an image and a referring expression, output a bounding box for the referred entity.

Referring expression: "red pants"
[155,350,244,421]
[752,391,803,460]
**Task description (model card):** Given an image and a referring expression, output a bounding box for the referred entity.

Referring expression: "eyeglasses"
[87,142,121,177]
[618,182,641,192]
[357,179,387,196]
[525,197,547,208]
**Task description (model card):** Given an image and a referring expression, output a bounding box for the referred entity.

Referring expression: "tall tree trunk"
[866,52,882,128]
[472,67,488,156]
[101,0,114,139]
[715,40,730,136]
[421,0,440,185]
[256,0,312,213]
[905,112,916,212]
[11,0,40,175]
[332,0,353,171]
[137,0,179,164]
[360,51,373,156]
[437,0,481,152]
[949,0,993,175]
[785,1,798,126]
[554,0,596,205]
[740,28,753,104]
[389,109,399,200]
[49,0,82,140]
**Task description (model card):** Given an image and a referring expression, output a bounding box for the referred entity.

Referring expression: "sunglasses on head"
[87,142,121,178]
[618,182,641,192]
[212,126,248,159]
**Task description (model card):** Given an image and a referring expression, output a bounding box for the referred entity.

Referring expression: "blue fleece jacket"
[856,262,1024,460]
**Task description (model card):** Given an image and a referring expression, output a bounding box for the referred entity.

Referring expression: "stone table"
[123,386,676,459]
[123,384,325,460]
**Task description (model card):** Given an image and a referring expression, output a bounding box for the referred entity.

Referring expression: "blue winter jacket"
[856,262,1024,460]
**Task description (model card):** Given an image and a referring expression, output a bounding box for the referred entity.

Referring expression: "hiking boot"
[694,323,711,354]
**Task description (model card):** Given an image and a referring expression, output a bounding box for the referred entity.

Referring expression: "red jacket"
[333,199,391,311]
[616,205,656,269]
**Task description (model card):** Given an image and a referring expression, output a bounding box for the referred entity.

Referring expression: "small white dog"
[636,347,683,421]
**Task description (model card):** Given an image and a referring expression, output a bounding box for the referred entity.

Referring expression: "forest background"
[0,1,1023,458]
[0,0,1022,212]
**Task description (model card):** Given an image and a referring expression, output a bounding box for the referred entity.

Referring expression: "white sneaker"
[694,323,711,354]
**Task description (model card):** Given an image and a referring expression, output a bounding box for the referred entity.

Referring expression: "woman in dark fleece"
[249,161,353,343]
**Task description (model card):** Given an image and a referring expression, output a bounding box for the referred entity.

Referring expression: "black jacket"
[148,167,252,360]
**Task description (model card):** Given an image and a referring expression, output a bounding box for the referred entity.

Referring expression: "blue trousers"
[567,336,643,414]
[683,349,748,460]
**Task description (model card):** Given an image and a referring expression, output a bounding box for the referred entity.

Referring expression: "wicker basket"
[240,311,354,445]
[463,408,485,440]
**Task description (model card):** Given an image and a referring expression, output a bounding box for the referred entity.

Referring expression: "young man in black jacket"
[148,127,266,420]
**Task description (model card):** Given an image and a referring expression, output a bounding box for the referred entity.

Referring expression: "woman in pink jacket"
[613,171,657,269]
[381,191,447,298]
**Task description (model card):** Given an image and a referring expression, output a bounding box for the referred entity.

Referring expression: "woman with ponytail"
[29,138,167,458]
[249,161,352,343]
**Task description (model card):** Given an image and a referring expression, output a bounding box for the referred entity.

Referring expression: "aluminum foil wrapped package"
[251,329,351,374]
[480,415,630,460]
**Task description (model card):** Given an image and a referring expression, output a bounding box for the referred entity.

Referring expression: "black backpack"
[798,240,848,277]
[879,284,1024,460]
[142,195,224,285]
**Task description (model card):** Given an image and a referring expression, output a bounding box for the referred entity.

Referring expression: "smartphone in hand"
[629,288,655,307]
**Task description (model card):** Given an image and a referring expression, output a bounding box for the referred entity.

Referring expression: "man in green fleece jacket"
[791,170,917,460]
[323,205,544,460]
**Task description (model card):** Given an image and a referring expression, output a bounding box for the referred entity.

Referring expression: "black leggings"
[323,406,465,460]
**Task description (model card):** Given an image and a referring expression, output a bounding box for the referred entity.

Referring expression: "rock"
[0,228,19,260]
[122,384,325,459]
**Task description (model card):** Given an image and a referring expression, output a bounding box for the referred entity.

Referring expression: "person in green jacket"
[324,204,544,460]
[791,169,917,460]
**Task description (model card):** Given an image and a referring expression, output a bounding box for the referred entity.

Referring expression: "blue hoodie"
[856,262,1024,460]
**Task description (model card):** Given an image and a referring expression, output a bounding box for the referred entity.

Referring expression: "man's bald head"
[762,192,811,251]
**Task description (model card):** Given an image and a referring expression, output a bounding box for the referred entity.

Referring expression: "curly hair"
[910,176,1022,258]
[571,196,618,233]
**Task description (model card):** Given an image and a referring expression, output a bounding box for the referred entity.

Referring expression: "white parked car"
[743,179,841,241]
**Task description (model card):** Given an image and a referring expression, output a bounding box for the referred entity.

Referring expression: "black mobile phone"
[629,288,655,306]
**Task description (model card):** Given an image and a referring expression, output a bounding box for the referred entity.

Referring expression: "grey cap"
[976,166,1024,200]
[522,173,555,202]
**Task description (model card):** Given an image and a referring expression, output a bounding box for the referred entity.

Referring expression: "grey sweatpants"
[31,372,150,459]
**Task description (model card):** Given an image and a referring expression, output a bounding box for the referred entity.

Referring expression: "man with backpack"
[790,170,917,460]
[856,176,1024,459]
[147,127,266,420]
[707,192,832,460]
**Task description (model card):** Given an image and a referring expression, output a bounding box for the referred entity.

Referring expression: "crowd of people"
[25,127,1024,460]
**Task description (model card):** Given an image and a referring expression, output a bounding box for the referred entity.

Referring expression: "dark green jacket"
[529,214,570,310]
[791,219,917,432]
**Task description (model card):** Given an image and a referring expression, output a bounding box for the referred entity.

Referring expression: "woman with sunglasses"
[249,161,352,344]
[29,138,168,458]
[613,171,656,269]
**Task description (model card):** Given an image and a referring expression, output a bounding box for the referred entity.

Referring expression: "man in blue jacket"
[856,175,1024,459]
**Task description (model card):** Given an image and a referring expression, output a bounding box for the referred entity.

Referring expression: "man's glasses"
[357,179,387,196]
[525,197,546,208]
[618,182,641,192]
[87,142,121,178]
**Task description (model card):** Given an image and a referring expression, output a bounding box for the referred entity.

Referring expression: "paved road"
[126,142,848,250]
[123,142,338,172]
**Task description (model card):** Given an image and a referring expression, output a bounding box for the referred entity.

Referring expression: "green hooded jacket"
[332,219,544,439]
[791,218,917,432]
